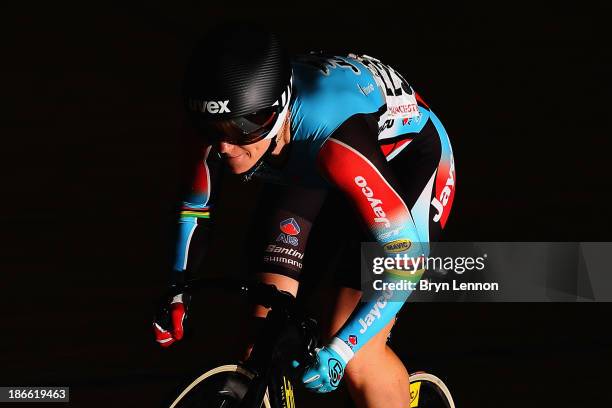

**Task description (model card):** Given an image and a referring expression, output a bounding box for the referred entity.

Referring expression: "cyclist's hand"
[299,343,349,393]
[153,286,190,348]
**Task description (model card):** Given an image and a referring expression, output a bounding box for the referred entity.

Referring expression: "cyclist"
[153,24,456,407]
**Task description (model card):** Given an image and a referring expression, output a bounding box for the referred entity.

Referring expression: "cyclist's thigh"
[305,196,390,339]
[246,182,328,300]
[236,183,327,356]
[299,186,368,291]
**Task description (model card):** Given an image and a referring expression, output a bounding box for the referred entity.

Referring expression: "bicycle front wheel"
[169,364,271,408]
[409,372,455,408]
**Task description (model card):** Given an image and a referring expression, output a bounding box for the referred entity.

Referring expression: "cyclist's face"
[216,113,290,174]
[218,137,272,174]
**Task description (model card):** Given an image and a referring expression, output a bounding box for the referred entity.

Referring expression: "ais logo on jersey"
[348,335,358,346]
[277,218,301,246]
[280,218,300,236]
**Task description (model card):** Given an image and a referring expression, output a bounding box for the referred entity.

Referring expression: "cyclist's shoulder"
[290,53,385,142]
[291,53,374,81]
[291,53,384,104]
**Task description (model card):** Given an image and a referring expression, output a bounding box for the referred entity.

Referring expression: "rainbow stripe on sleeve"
[180,206,211,219]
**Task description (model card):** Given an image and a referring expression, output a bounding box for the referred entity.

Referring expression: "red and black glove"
[153,285,190,348]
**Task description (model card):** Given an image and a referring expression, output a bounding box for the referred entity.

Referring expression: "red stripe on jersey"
[432,157,455,228]
[380,138,412,158]
[191,146,212,206]
[317,138,414,240]
[415,92,430,109]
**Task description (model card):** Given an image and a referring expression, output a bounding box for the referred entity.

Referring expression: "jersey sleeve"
[171,144,222,284]
[316,114,424,251]
[315,114,427,354]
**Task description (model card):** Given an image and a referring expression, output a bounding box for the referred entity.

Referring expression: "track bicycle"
[165,279,455,408]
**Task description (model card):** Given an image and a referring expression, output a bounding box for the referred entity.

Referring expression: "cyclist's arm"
[153,132,223,347]
[315,114,426,356]
[171,142,222,285]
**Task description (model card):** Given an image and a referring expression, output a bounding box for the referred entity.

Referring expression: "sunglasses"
[192,107,279,146]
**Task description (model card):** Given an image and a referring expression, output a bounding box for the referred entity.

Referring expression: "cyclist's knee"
[252,273,299,318]
[255,272,299,295]
[343,318,396,384]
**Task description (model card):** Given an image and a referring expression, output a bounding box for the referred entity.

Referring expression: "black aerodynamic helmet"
[183,24,293,145]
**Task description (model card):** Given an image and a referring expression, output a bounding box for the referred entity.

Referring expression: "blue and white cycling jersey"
[173,52,456,360]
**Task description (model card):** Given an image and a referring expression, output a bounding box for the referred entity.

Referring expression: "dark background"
[3,1,611,407]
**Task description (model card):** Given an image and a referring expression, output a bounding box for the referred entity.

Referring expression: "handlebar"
[185,278,319,362]
[184,278,298,312]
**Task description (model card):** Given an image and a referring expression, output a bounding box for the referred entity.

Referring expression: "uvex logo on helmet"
[188,98,231,114]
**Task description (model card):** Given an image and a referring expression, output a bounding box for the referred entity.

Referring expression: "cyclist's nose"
[218,141,237,154]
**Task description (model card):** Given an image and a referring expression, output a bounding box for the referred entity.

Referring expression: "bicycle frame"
[238,310,294,408]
